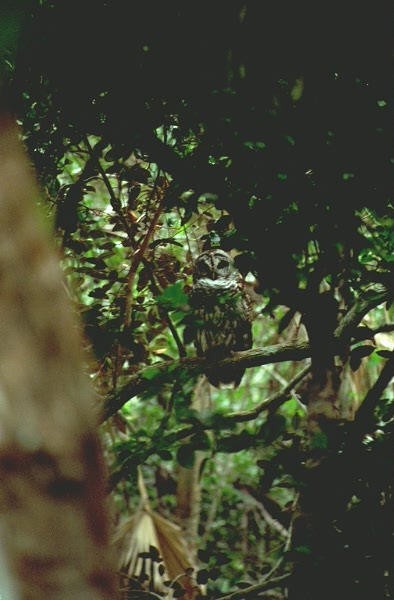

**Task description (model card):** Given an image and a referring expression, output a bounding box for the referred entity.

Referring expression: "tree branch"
[335,288,390,341]
[124,176,167,327]
[225,365,310,423]
[108,366,311,488]
[355,352,394,428]
[84,136,123,215]
[352,323,394,342]
[102,287,391,422]
[216,573,291,600]
[101,343,311,421]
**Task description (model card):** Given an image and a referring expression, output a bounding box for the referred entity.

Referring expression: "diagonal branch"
[334,288,390,341]
[124,177,168,327]
[102,287,391,421]
[101,342,311,421]
[84,136,123,215]
[225,364,310,423]
[355,352,394,428]
[216,573,291,600]
[107,365,311,488]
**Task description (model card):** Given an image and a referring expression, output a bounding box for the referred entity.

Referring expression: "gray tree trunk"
[0,116,118,599]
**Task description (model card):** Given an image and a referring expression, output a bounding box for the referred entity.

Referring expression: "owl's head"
[193,249,235,282]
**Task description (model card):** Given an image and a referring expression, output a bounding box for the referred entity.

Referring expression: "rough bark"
[0,117,117,598]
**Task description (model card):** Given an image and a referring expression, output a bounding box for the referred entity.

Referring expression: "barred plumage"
[190,249,253,387]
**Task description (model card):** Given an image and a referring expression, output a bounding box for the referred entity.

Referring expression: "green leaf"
[350,344,375,371]
[311,431,328,450]
[157,282,188,310]
[285,134,295,146]
[217,431,255,453]
[193,431,211,451]
[291,77,304,101]
[280,397,305,419]
[294,545,312,556]
[197,569,209,585]
[243,140,266,151]
[376,350,394,359]
[158,450,172,461]
[176,444,195,468]
[141,366,162,381]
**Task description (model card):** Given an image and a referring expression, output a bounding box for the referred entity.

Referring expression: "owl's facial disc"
[194,250,234,281]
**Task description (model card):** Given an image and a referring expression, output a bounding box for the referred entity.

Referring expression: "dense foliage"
[2,2,394,598]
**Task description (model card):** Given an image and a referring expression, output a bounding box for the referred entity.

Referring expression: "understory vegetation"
[1,3,394,599]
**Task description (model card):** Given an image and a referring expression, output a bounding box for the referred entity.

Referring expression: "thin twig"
[216,573,291,600]
[225,364,310,423]
[239,490,288,538]
[143,259,186,358]
[335,288,390,340]
[124,177,168,327]
[108,366,311,487]
[84,136,123,214]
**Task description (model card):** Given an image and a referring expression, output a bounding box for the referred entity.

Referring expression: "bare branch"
[102,343,311,421]
[355,352,394,428]
[335,288,390,340]
[108,366,310,488]
[84,136,123,215]
[216,573,291,600]
[124,177,167,327]
[102,286,391,421]
[143,259,187,358]
[225,365,310,423]
[244,494,289,539]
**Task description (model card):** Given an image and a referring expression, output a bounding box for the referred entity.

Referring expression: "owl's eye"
[198,262,211,276]
[217,260,229,270]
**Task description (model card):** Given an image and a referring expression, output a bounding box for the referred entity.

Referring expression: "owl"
[190,249,253,387]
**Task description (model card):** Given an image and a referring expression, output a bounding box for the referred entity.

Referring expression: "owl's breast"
[191,277,239,304]
[190,277,252,360]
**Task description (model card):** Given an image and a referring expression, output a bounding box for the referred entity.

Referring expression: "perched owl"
[190,249,253,387]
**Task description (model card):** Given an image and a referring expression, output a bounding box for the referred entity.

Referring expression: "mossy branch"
[101,342,311,422]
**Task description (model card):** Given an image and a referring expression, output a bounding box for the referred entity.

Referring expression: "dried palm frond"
[113,471,201,599]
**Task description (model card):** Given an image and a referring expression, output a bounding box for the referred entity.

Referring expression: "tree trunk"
[0,116,118,599]
[175,376,211,561]
[289,358,394,600]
